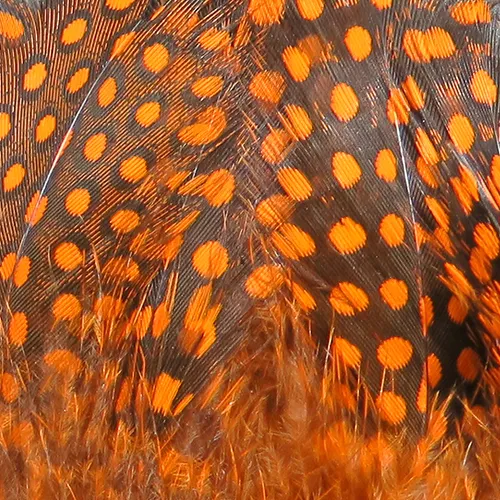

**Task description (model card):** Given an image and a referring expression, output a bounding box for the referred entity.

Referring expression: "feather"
[0,0,498,439]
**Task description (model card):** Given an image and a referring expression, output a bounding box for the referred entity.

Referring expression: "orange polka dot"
[25,191,48,225]
[182,283,214,329]
[375,149,397,182]
[192,75,224,99]
[13,256,30,287]
[457,347,482,381]
[296,0,324,19]
[328,217,367,254]
[442,262,474,300]
[166,210,200,237]
[330,83,359,121]
[491,154,500,191]
[425,196,449,229]
[65,188,91,216]
[377,337,413,370]
[110,209,140,234]
[61,18,87,45]
[418,375,429,413]
[434,226,455,256]
[192,241,229,279]
[271,223,316,260]
[249,71,286,104]
[427,27,456,59]
[135,101,161,127]
[426,353,442,388]
[474,222,500,259]
[379,278,409,310]
[248,0,285,25]
[256,195,294,227]
[470,247,491,284]
[419,379,429,413]
[152,302,171,338]
[414,223,430,248]
[35,114,56,142]
[261,128,291,164]
[450,175,475,215]
[344,25,372,61]
[130,306,152,339]
[0,10,24,39]
[111,30,136,57]
[471,69,497,105]
[181,307,219,358]
[448,295,468,324]
[402,30,429,63]
[416,156,439,189]
[0,12,24,40]
[329,282,369,316]
[9,312,28,346]
[199,28,230,51]
[0,112,11,139]
[448,113,475,153]
[23,62,47,91]
[379,214,405,247]
[419,296,434,332]
[94,295,125,321]
[66,67,90,93]
[1,373,20,403]
[44,349,83,377]
[103,257,140,282]
[0,253,15,280]
[331,152,362,189]
[282,46,311,82]
[178,175,209,198]
[376,392,407,425]
[370,0,392,8]
[143,43,169,73]
[106,0,136,10]
[459,164,479,202]
[283,104,313,140]
[53,294,82,322]
[287,280,317,312]
[387,88,410,125]
[479,310,500,340]
[152,373,182,416]
[168,171,191,191]
[84,133,107,161]
[178,106,226,146]
[415,128,440,165]
[450,0,491,24]
[3,163,25,192]
[54,242,83,271]
[401,75,425,110]
[333,337,362,368]
[277,168,312,201]
[98,77,117,108]
[245,265,284,298]
[203,169,235,206]
[119,156,148,183]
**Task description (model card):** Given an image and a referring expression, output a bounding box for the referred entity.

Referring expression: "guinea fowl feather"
[0,0,500,497]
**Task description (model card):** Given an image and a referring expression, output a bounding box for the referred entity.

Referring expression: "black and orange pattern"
[0,0,499,438]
